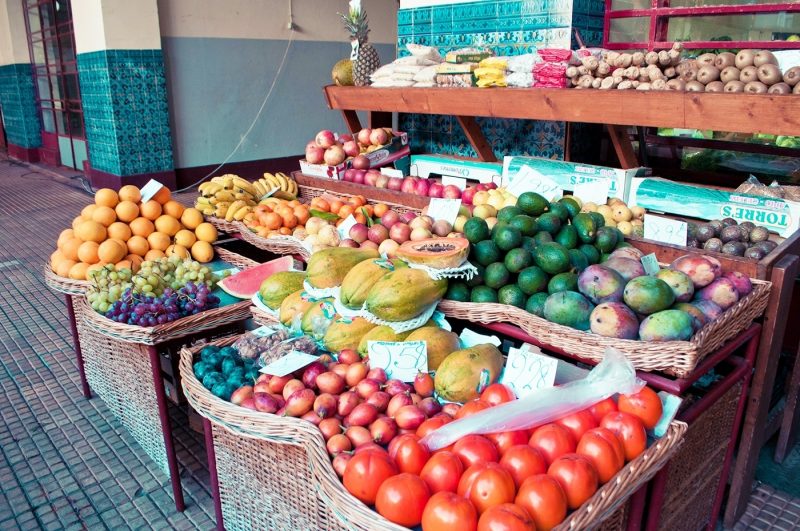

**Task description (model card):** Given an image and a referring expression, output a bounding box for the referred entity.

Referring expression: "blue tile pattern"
[0,63,42,148]
[77,50,173,176]
[397,0,605,160]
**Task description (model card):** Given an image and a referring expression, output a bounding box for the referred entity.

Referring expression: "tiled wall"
[77,49,174,176]
[0,63,42,149]
[397,0,605,161]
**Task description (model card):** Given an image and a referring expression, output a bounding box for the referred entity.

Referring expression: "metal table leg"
[64,294,91,399]
[204,418,225,530]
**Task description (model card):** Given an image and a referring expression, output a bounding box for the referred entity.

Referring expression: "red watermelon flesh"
[218,256,295,299]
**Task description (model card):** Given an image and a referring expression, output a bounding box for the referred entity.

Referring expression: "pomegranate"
[305,145,325,164]
[343,140,360,158]
[315,130,337,148]
[349,223,369,243]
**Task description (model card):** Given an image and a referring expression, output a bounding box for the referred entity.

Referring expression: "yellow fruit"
[76,220,107,243]
[57,229,75,248]
[98,240,126,263]
[72,216,85,231]
[145,249,165,261]
[617,221,633,236]
[163,200,185,219]
[140,200,162,221]
[50,249,64,269]
[61,238,82,261]
[147,231,171,251]
[581,202,599,213]
[190,240,214,263]
[631,206,645,220]
[612,205,632,223]
[107,222,132,241]
[81,204,97,218]
[129,217,155,237]
[153,187,171,205]
[95,188,119,208]
[194,222,218,243]
[118,185,141,203]
[180,208,203,229]
[473,191,490,206]
[126,235,150,256]
[115,260,132,271]
[77,241,100,264]
[154,215,181,236]
[125,254,143,272]
[115,200,139,222]
[166,244,190,259]
[174,229,197,248]
[56,259,76,277]
[91,205,117,227]
[68,262,90,280]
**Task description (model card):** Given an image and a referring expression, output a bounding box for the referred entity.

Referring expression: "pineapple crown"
[339,0,370,42]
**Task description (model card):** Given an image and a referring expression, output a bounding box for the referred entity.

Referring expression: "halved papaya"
[395,237,469,269]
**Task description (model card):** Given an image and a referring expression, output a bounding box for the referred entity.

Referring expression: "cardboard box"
[629,177,800,237]
[410,154,503,185]
[299,132,409,180]
[502,156,650,201]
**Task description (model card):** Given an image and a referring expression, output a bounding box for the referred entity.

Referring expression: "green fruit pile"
[193,344,259,400]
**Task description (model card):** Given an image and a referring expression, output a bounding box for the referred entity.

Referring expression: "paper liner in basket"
[359,301,439,333]
[407,260,478,281]
[302,280,341,299]
[251,292,280,318]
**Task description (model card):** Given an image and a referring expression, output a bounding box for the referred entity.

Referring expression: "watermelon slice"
[218,256,296,299]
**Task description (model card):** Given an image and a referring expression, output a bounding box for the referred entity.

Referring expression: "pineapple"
[340,0,381,86]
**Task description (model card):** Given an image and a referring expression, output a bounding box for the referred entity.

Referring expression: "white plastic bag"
[421,349,644,450]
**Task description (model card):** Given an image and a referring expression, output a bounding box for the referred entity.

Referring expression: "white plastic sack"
[407,43,443,62]
[414,65,438,83]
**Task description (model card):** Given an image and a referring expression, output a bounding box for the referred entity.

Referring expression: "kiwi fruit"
[721,217,738,227]
[745,81,768,94]
[696,53,717,67]
[768,82,791,95]
[708,219,724,235]
[666,79,686,91]
[754,50,778,67]
[686,80,705,92]
[714,52,736,70]
[696,224,716,242]
[735,49,756,69]
[722,242,746,256]
[705,81,724,92]
[724,80,745,93]
[740,66,759,84]
[784,66,800,87]
[697,65,720,84]
[720,66,740,84]
[744,247,766,260]
[748,226,770,243]
[757,63,782,85]
[704,238,723,253]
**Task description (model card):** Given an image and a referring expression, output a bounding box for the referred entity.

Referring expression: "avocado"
[472,240,502,266]
[595,226,619,253]
[578,244,601,265]
[497,206,524,224]
[504,248,532,273]
[548,202,570,222]
[509,215,538,236]
[543,291,595,330]
[471,285,498,303]
[446,281,471,302]
[589,212,606,229]
[568,248,590,273]
[572,213,598,244]
[558,196,582,218]
[498,285,527,308]
[536,213,562,236]
[464,217,490,244]
[532,242,571,275]
[484,262,511,289]
[492,225,523,252]
[517,266,549,296]
[533,231,554,245]
[548,272,579,294]
[525,292,550,317]
[554,225,579,249]
[517,192,549,216]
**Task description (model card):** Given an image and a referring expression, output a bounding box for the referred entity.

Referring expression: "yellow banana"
[226,200,246,221]
[233,206,251,220]
[195,196,211,205]
[232,177,256,196]
[252,179,266,198]
[200,207,214,215]
[215,190,235,202]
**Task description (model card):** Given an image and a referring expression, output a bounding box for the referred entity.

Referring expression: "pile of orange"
[309,195,375,225]
[51,185,219,280]
[245,199,311,237]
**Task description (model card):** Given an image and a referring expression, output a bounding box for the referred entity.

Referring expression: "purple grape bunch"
[105,281,221,326]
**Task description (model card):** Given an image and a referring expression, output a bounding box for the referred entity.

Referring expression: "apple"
[339,133,354,144]
[339,239,359,248]
[379,239,399,257]
[458,205,472,217]
[324,145,346,166]
[400,211,417,224]
[360,240,379,250]
[349,223,369,243]
[343,140,360,158]
[357,128,372,146]
[381,210,400,229]
[476,183,490,192]
[364,170,380,187]
[401,177,417,194]
[428,182,444,198]
[414,179,431,196]
[316,130,337,148]
[388,177,403,191]
[462,186,477,205]
[443,184,462,199]
[485,182,499,190]
[351,154,370,170]
[454,215,469,232]
[375,174,390,189]
[305,146,325,164]
[389,222,411,243]
[410,227,432,241]
[369,129,389,146]
[368,225,389,244]
[343,168,358,182]
[351,169,366,184]
[410,216,432,231]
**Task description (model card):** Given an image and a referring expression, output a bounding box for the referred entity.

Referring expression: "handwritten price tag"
[572,179,610,206]
[337,214,358,240]
[251,325,279,338]
[500,347,558,398]
[640,253,660,276]
[140,179,165,203]
[367,340,427,382]
[644,214,687,246]
[260,351,319,377]
[427,198,462,225]
[459,328,501,348]
[442,175,468,190]
[506,166,563,201]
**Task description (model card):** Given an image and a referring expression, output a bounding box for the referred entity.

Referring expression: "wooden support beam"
[607,124,640,169]
[340,110,362,135]
[455,115,497,162]
[775,341,800,462]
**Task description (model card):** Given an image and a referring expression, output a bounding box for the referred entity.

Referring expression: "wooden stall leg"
[65,294,92,399]
[724,256,799,527]
[775,341,800,462]
[340,110,362,134]
[203,418,224,530]
[147,345,186,512]
[455,116,497,162]
[606,124,640,169]
[368,111,392,130]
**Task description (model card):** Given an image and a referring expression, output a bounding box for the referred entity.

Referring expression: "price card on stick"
[640,253,660,276]
[426,198,462,225]
[442,175,468,190]
[260,351,319,377]
[506,166,563,201]
[572,179,610,206]
[337,214,358,240]
[140,179,165,203]
[644,214,688,246]
[499,345,558,398]
[367,341,427,382]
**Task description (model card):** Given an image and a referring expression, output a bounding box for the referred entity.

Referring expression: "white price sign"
[506,166,563,201]
[640,253,660,276]
[140,179,165,203]
[260,351,319,377]
[572,179,610,206]
[380,167,405,178]
[499,346,558,398]
[442,175,468,190]
[644,214,688,246]
[426,198,462,225]
[367,340,427,382]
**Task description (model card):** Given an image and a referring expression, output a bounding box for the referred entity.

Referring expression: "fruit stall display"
[301,128,410,179]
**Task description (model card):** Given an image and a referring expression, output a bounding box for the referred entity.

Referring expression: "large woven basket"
[438,278,770,378]
[250,305,280,327]
[79,248,257,345]
[297,183,423,215]
[237,222,311,260]
[205,215,241,234]
[43,265,90,295]
[181,335,687,531]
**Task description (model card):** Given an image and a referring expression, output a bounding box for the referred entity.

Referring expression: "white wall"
[0,0,33,66]
[73,0,162,54]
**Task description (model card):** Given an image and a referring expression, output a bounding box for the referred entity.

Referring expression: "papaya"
[365,269,448,322]
[434,344,504,402]
[396,237,470,269]
[405,327,461,370]
[279,289,314,327]
[340,258,405,310]
[300,298,339,339]
[323,317,377,353]
[258,271,306,309]
[306,247,380,289]
[357,325,413,356]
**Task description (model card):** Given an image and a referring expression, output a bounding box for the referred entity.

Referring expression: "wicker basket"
[297,183,422,215]
[43,265,90,295]
[237,222,311,260]
[250,305,280,327]
[180,335,687,531]
[438,278,770,378]
[205,215,241,234]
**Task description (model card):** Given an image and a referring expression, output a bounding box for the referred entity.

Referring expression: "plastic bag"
[421,349,643,450]
[507,53,540,73]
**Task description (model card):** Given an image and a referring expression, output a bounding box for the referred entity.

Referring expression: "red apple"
[462,186,477,205]
[476,183,490,192]
[401,177,417,194]
[343,168,358,182]
[339,239,359,248]
[305,146,325,164]
[486,181,498,189]
[357,128,372,145]
[400,211,417,224]
[414,179,430,196]
[368,225,389,244]
[360,240,379,250]
[352,169,366,184]
[364,170,380,187]
[343,140,360,158]
[428,181,444,198]
[324,145,346,166]
[443,184,462,199]
[351,154,370,170]
[375,174,390,189]
[381,210,400,229]
[339,133,354,144]
[389,222,411,243]
[387,177,403,191]
[316,130,337,148]
[370,129,389,146]
[349,223,369,243]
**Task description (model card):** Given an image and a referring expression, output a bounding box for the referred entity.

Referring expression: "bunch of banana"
[195,174,258,219]
[253,172,298,200]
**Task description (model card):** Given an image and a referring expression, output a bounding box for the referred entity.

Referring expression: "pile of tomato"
[338,383,663,530]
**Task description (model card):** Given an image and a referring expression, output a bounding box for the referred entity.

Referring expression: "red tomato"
[375,473,431,527]
[577,428,625,483]
[618,386,663,430]
[418,416,452,438]
[499,445,547,488]
[456,399,492,420]
[556,409,598,442]
[515,475,567,531]
[457,463,516,515]
[421,491,479,531]
[420,451,464,494]
[600,412,647,461]
[389,433,431,475]
[588,397,618,423]
[478,503,536,531]
[343,449,398,504]
[547,453,599,509]
[528,424,576,466]
[453,435,500,468]
[486,430,529,455]
[481,383,517,406]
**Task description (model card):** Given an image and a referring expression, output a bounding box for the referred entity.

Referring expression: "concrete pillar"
[0,0,42,161]
[73,0,176,188]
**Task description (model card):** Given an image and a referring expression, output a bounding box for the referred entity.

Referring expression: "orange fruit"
[68,262,90,280]
[354,212,366,225]
[278,227,291,235]
[50,249,65,269]
[125,254,143,272]
[81,204,98,218]
[57,229,75,248]
[338,205,354,219]
[329,199,344,215]
[163,200,185,219]
[94,188,119,207]
[140,200,162,221]
[294,206,310,225]
[145,249,165,261]
[263,213,282,231]
[107,222,132,241]
[281,213,298,229]
[76,221,107,243]
[56,259,76,277]
[180,207,204,230]
[91,205,117,227]
[118,185,141,203]
[174,229,196,248]
[190,241,214,263]
[353,195,367,207]
[165,244,189,259]
[115,200,139,222]
[129,217,155,237]
[77,241,100,264]
[312,198,330,212]
[254,205,270,216]
[152,186,171,205]
[98,240,126,263]
[374,203,389,217]
[72,216,86,231]
[195,222,218,243]
[155,215,181,236]
[147,232,171,252]
[126,235,150,256]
